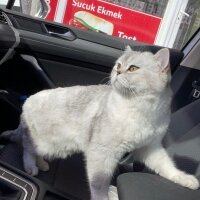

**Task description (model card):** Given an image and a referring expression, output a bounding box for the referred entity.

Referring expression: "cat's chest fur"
[101,91,170,151]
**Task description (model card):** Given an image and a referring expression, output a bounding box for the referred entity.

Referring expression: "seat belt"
[0,13,20,66]
[190,79,200,102]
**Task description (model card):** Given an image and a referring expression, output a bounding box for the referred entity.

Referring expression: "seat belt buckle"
[193,89,200,98]
[192,81,200,99]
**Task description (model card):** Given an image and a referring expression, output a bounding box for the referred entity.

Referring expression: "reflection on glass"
[20,0,50,18]
[173,0,200,49]
[105,0,168,17]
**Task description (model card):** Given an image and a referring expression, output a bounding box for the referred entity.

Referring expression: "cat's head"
[111,47,171,97]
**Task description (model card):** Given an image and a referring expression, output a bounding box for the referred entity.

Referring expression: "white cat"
[1,47,199,200]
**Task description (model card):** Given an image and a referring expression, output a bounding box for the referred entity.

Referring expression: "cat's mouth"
[111,77,137,98]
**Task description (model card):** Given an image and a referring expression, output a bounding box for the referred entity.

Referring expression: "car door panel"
[2,8,184,80]
[0,23,16,59]
[38,59,109,87]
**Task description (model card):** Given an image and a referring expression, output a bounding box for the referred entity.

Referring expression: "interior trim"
[21,54,55,88]
[183,29,200,56]
[0,166,37,200]
[0,12,20,66]
[181,39,200,70]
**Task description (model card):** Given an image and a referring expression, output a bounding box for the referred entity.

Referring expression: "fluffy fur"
[1,47,199,200]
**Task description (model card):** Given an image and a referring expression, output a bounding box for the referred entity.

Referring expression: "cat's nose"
[117,70,121,75]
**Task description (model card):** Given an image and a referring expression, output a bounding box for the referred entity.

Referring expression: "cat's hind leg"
[22,129,39,176]
[23,151,49,175]
[23,149,38,176]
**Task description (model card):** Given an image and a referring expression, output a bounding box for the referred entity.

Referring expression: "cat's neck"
[110,86,172,108]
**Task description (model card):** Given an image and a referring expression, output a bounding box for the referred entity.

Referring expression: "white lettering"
[118,31,137,41]
[72,0,77,6]
[97,6,122,19]
[72,1,122,19]
[90,4,95,12]
[118,11,122,19]
[72,0,95,12]
[118,31,124,38]
[97,6,103,14]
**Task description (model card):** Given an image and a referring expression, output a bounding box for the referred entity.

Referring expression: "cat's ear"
[154,48,170,73]
[125,45,132,52]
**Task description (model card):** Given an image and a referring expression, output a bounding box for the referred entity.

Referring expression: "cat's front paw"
[170,172,199,190]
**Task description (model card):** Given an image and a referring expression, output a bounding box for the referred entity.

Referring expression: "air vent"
[0,11,8,24]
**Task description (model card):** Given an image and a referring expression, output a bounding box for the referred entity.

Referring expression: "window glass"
[44,0,169,45]
[20,0,50,18]
[0,0,8,6]
[0,0,199,50]
[173,0,200,49]
[0,0,20,11]
[105,0,168,17]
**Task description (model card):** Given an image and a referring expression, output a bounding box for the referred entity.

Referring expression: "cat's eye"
[116,63,121,70]
[128,65,139,72]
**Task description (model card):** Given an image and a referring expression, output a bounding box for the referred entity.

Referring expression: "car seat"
[117,99,200,200]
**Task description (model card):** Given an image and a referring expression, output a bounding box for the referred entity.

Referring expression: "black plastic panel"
[0,23,15,49]
[171,66,200,111]
[44,24,76,41]
[3,8,182,57]
[39,59,109,87]
[15,29,183,74]
[117,173,200,200]
[14,16,46,34]
[0,8,183,74]
[17,29,121,69]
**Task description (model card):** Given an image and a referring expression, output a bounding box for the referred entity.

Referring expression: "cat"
[0,47,199,200]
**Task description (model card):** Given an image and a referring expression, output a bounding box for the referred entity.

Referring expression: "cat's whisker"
[129,88,136,97]
[117,78,132,98]
[100,76,111,85]
[121,77,139,98]
[118,78,129,88]
[106,80,111,86]
[118,78,136,98]
[128,85,137,97]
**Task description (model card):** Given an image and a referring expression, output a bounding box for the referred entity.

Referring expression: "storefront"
[1,0,200,49]
[45,0,166,45]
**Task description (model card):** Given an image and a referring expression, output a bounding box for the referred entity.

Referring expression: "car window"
[173,0,200,49]
[0,0,20,11]
[0,0,199,50]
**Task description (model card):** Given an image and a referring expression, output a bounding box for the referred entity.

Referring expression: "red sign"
[63,0,162,44]
[45,0,59,21]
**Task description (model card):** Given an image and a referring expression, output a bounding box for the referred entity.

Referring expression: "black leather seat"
[117,173,200,200]
[117,99,200,200]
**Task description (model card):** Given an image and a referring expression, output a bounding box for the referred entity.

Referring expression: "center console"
[0,162,79,200]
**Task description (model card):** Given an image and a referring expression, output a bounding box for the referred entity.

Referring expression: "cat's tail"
[0,126,22,143]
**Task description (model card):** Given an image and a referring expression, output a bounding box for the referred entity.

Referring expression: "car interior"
[0,7,200,200]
